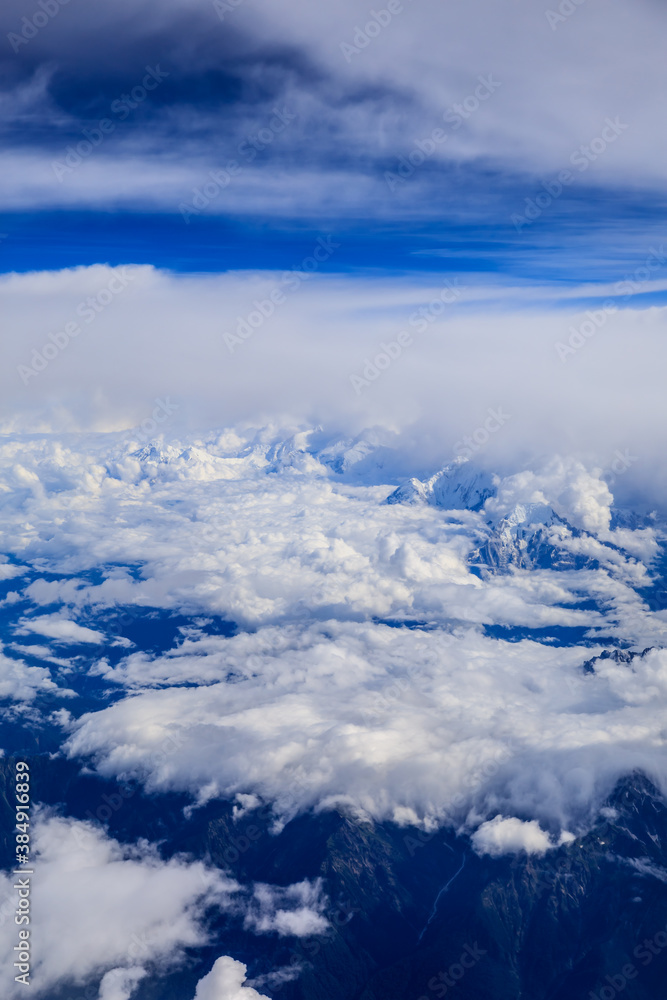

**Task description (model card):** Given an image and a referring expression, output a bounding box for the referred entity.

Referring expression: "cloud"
[16,613,106,644]
[9,644,71,667]
[0,644,69,701]
[471,816,556,857]
[3,264,667,516]
[244,880,329,937]
[193,957,270,1000]
[61,616,667,837]
[0,812,242,999]
[0,559,23,580]
[0,419,664,841]
[5,426,650,636]
[1,0,666,219]
[97,967,147,1000]
[0,808,337,998]
[1,422,666,847]
[484,460,615,536]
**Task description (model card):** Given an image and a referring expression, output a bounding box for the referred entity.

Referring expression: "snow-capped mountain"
[2,429,666,1000]
[386,455,496,511]
[385,455,659,579]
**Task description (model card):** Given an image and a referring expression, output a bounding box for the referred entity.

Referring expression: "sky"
[3,5,667,998]
[2,0,667,489]
[1,0,667,277]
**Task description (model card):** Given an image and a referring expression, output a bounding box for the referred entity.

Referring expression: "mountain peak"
[386,457,495,511]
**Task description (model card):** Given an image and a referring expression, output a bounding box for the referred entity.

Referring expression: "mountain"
[386,456,495,511]
[385,457,645,577]
[2,433,667,999]
[473,503,605,572]
[8,757,667,1000]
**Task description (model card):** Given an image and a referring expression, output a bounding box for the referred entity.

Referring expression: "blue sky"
[3,0,667,487]
[2,0,667,285]
[3,203,667,285]
[4,7,667,999]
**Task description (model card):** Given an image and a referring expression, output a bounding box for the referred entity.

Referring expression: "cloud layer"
[3,264,667,510]
[1,0,667,221]
[0,423,664,846]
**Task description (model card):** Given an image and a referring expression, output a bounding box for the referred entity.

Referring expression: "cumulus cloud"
[193,957,270,1000]
[0,559,23,580]
[97,967,147,1000]
[9,644,71,667]
[59,617,667,837]
[0,808,339,997]
[471,816,557,857]
[16,613,106,644]
[0,644,71,701]
[0,430,659,641]
[485,460,615,537]
[244,880,329,938]
[2,265,667,515]
[0,420,664,843]
[0,812,240,998]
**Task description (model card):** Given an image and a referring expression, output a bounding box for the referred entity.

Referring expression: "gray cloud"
[1,0,666,215]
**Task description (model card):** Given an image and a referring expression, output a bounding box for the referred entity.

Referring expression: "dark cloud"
[0,0,663,224]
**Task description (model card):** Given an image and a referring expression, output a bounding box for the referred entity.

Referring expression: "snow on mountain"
[385,456,659,578]
[386,456,495,511]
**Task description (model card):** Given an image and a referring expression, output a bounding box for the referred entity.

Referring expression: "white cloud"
[484,460,615,536]
[62,618,667,836]
[16,613,105,644]
[0,812,241,998]
[97,967,147,1000]
[0,431,656,641]
[244,880,329,938]
[0,559,23,580]
[0,645,70,701]
[471,816,555,857]
[2,265,667,519]
[0,808,340,998]
[9,644,71,667]
[193,957,270,1000]
[1,425,666,844]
